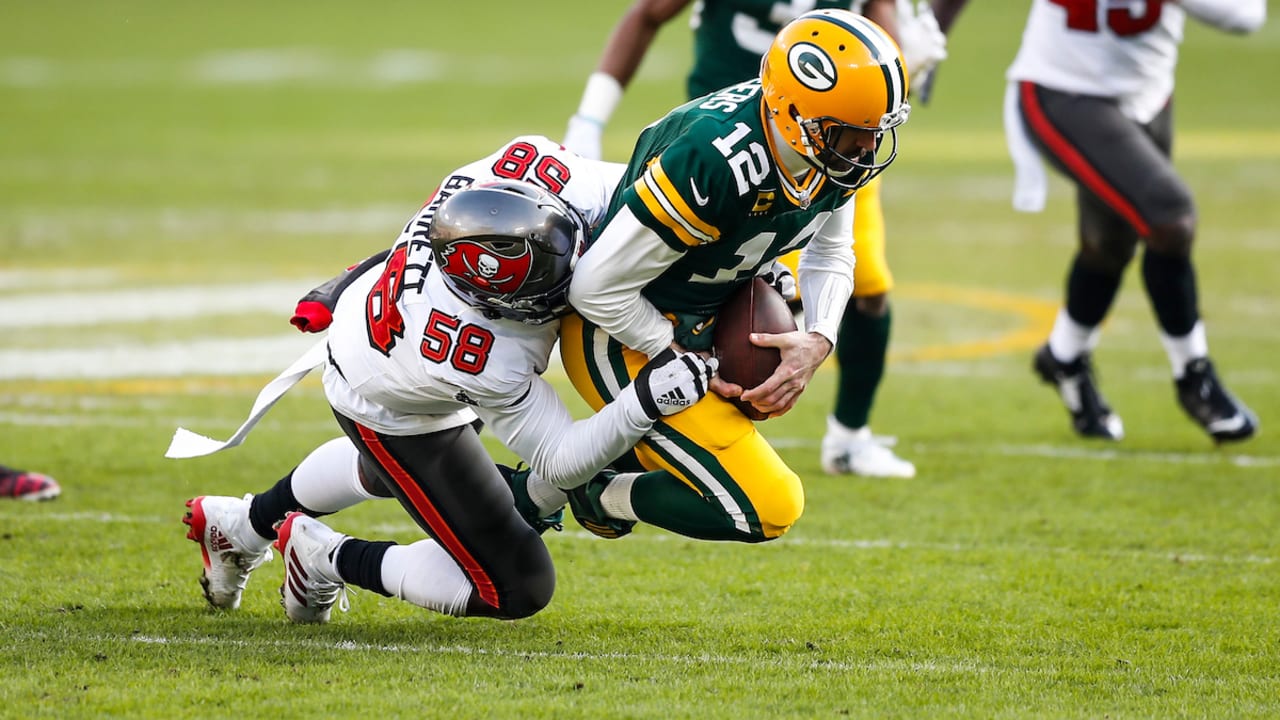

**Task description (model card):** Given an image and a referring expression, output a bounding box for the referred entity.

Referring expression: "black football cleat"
[497,465,563,535]
[1175,357,1258,443]
[1033,344,1125,440]
[567,471,635,540]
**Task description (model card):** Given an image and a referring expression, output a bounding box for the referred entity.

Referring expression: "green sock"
[833,303,891,429]
[628,470,753,542]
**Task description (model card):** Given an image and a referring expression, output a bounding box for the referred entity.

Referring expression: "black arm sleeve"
[299,249,391,310]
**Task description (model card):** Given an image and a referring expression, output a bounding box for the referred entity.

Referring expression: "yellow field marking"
[890,283,1058,363]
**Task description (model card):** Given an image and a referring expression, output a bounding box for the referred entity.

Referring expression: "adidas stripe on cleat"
[184,495,274,610]
[275,512,350,624]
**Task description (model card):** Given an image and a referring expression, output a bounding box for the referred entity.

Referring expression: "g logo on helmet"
[787,42,837,92]
[439,240,533,295]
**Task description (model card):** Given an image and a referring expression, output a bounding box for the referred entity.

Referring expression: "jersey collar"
[760,100,826,209]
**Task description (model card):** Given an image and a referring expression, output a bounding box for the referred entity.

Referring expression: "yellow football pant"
[780,176,892,297]
[559,313,803,541]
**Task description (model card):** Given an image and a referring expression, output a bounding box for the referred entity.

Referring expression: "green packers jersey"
[688,0,867,98]
[599,80,854,318]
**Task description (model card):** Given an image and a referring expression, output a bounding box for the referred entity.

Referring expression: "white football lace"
[310,571,352,614]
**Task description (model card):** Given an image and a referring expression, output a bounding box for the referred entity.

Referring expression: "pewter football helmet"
[430,180,588,324]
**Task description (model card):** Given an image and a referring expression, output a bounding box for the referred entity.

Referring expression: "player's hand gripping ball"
[712,276,797,420]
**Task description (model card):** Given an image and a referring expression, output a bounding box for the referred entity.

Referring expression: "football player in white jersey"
[1005,0,1265,443]
[182,136,716,623]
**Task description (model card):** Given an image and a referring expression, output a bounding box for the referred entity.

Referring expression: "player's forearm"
[569,207,679,358]
[1177,0,1265,33]
[930,0,970,34]
[796,203,856,345]
[298,250,391,311]
[798,267,853,347]
[292,251,391,332]
[490,382,652,490]
[862,0,900,43]
[578,0,691,126]
[597,2,669,88]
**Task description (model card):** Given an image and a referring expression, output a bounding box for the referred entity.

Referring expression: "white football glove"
[631,348,718,419]
[895,0,948,88]
[563,115,604,161]
[757,260,798,302]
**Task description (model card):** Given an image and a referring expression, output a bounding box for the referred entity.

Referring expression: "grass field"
[2,2,1278,717]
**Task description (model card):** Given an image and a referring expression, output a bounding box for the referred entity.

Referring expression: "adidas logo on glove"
[655,387,690,408]
[632,348,718,419]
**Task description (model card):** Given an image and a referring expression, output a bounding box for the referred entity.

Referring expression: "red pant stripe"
[1019,81,1150,237]
[355,423,499,607]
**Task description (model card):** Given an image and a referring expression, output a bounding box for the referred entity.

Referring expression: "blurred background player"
[1007,0,1265,442]
[0,463,61,501]
[563,0,955,479]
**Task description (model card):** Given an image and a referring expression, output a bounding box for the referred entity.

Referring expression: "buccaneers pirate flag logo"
[438,240,533,295]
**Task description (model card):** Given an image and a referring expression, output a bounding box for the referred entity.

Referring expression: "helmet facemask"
[797,104,908,190]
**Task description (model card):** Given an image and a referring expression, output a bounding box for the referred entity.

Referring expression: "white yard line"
[0,628,996,676]
[0,412,337,437]
[0,268,122,290]
[0,334,320,380]
[767,437,1280,469]
[127,633,996,675]
[0,50,682,89]
[2,511,1271,565]
[0,280,321,329]
[2,206,405,244]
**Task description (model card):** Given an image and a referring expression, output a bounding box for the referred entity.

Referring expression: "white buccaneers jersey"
[322,136,639,487]
[1007,0,1186,123]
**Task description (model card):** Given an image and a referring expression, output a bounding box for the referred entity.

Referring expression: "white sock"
[1159,321,1208,379]
[1047,308,1101,363]
[291,437,377,514]
[826,415,868,441]
[380,539,472,617]
[526,471,568,515]
[598,472,641,522]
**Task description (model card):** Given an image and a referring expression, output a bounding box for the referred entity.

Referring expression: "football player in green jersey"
[534,10,912,541]
[563,0,959,479]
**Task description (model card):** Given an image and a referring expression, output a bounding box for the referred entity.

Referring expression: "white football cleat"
[275,512,349,624]
[820,417,917,479]
[184,495,274,610]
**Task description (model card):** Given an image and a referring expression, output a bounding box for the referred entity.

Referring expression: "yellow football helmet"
[759,9,910,189]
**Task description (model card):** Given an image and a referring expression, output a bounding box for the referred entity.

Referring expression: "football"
[712,276,797,420]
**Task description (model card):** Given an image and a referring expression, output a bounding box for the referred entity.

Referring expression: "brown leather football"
[712,276,797,420]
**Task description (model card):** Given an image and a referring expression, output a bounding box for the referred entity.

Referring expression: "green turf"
[2,2,1278,718]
